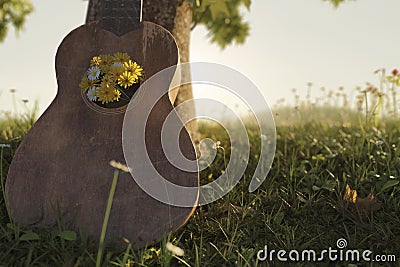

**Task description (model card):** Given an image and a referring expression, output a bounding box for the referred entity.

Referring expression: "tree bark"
[86,0,199,149]
[171,1,200,149]
[85,0,102,24]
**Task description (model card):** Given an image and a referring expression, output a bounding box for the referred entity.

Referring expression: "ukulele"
[6,0,198,249]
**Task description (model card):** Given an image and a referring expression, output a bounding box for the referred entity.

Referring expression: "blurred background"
[1,0,400,118]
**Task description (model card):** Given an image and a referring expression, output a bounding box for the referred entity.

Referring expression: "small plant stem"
[379,68,386,114]
[11,91,18,116]
[220,146,230,188]
[306,83,312,106]
[374,95,383,127]
[357,113,366,136]
[96,169,119,267]
[122,242,132,265]
[365,96,368,124]
[391,83,397,118]
[119,88,132,101]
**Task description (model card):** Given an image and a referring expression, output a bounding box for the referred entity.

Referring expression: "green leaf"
[273,211,285,225]
[312,185,321,191]
[322,180,336,191]
[20,231,40,241]
[324,0,346,8]
[6,223,16,230]
[57,230,77,241]
[380,180,399,192]
[0,0,34,43]
[205,0,230,20]
[242,0,251,10]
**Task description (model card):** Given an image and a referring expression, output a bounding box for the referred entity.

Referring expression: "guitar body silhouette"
[6,13,198,248]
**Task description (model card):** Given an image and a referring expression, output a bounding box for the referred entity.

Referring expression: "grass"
[1,80,400,266]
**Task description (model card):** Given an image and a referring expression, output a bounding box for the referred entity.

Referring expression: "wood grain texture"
[6,22,198,249]
[86,0,178,33]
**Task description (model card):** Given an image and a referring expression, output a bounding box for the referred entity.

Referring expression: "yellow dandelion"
[110,63,125,77]
[150,247,161,257]
[97,84,116,104]
[101,74,116,87]
[80,52,145,103]
[99,54,113,71]
[100,54,113,65]
[124,60,143,80]
[113,89,121,101]
[90,56,102,66]
[113,52,130,63]
[118,71,135,89]
[79,77,97,93]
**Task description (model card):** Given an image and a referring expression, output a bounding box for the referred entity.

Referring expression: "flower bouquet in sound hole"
[79,52,144,109]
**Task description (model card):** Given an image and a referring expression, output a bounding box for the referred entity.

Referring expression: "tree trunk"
[86,0,199,151]
[171,1,200,150]
[85,0,101,24]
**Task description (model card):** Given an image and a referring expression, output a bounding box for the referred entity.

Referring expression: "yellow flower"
[113,89,121,101]
[118,71,135,89]
[110,63,125,77]
[344,184,357,204]
[113,52,130,64]
[124,60,143,80]
[80,52,144,102]
[90,56,102,66]
[150,247,161,257]
[97,84,116,104]
[79,77,97,93]
[99,54,113,71]
[101,74,116,87]
[100,54,113,65]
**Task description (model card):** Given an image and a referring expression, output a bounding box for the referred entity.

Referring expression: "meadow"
[0,70,399,266]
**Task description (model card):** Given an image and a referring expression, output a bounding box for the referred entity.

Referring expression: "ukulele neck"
[99,0,142,35]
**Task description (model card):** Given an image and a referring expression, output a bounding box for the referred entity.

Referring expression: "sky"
[1,0,400,116]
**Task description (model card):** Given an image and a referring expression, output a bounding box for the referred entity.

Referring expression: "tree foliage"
[323,0,349,8]
[0,0,33,42]
[188,0,251,49]
[0,0,352,46]
[186,0,351,48]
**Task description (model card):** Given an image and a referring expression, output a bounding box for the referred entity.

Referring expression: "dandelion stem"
[96,169,119,267]
[118,88,132,101]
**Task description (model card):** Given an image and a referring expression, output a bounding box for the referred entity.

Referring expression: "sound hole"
[80,52,144,113]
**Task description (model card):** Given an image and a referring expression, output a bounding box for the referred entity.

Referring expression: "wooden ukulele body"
[6,21,198,248]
